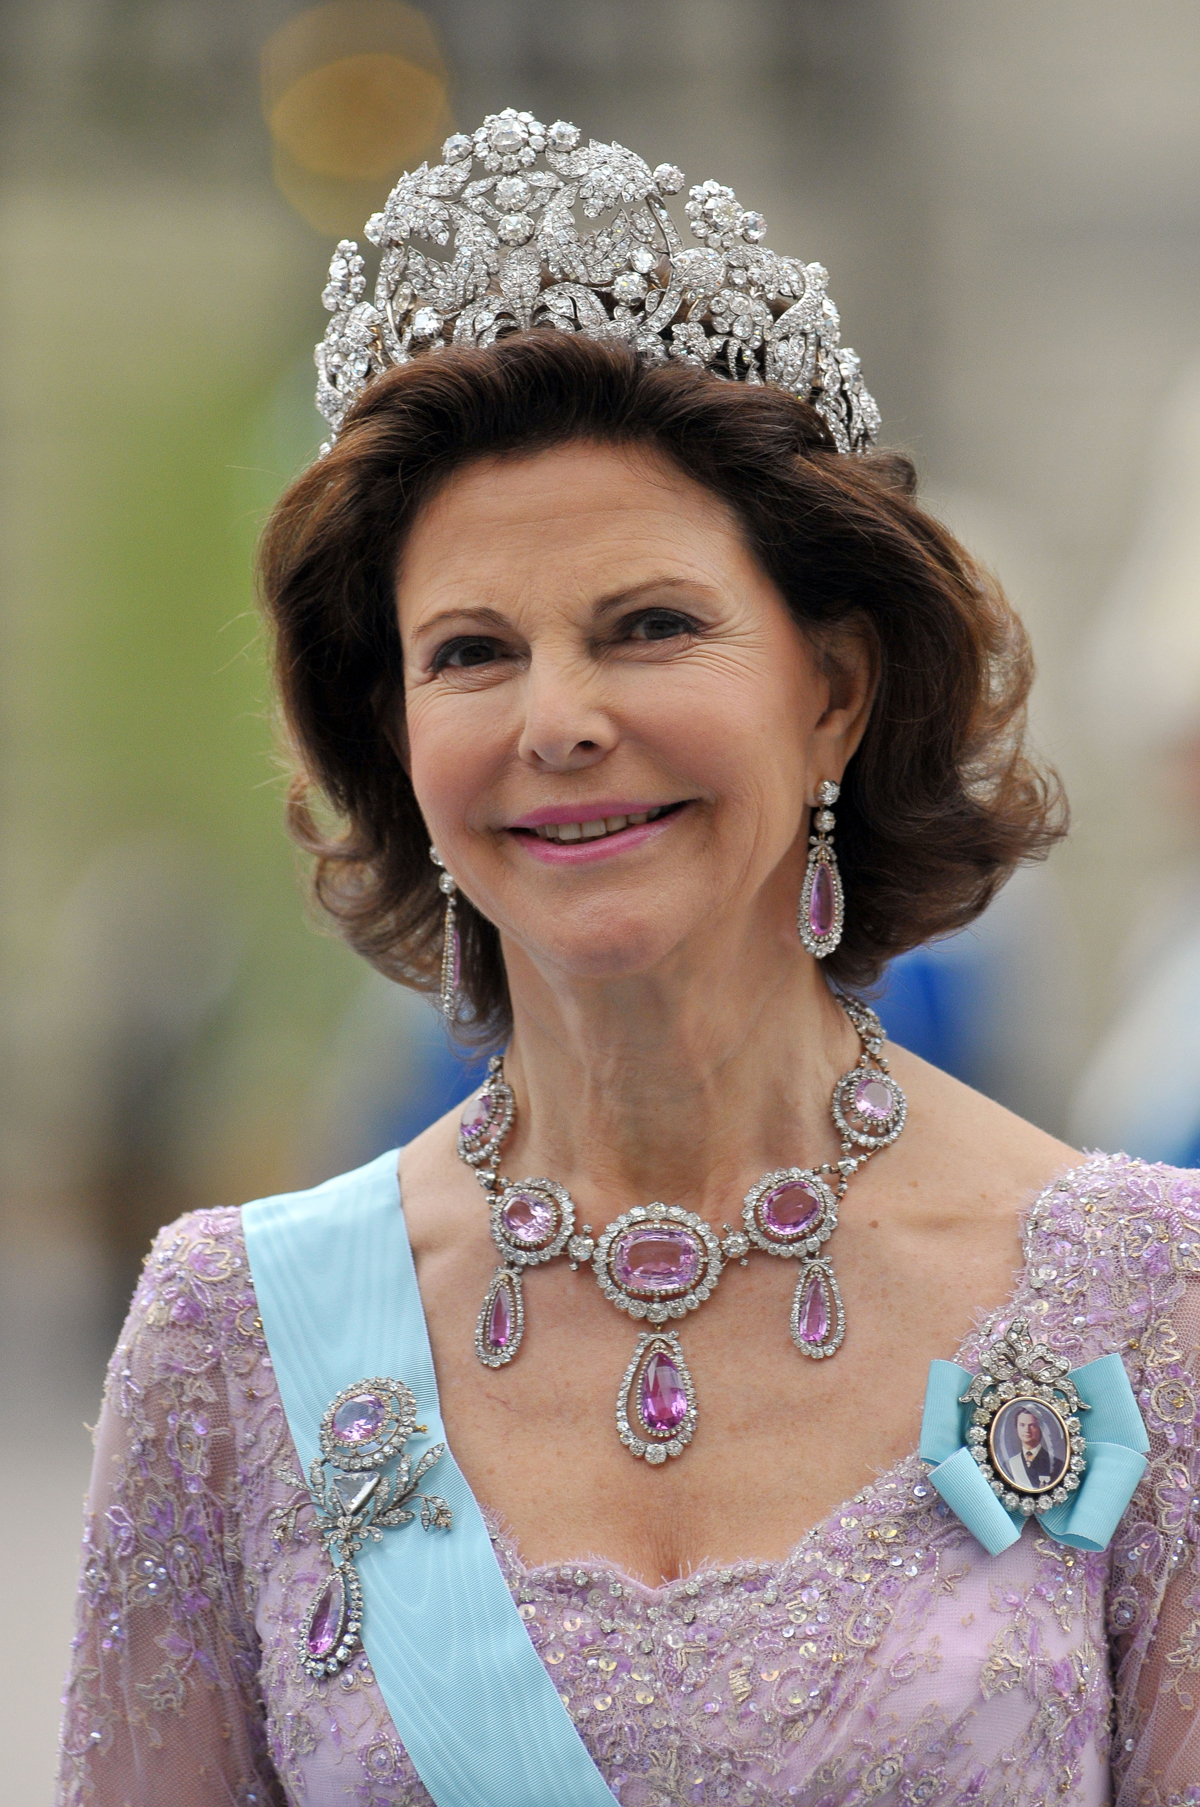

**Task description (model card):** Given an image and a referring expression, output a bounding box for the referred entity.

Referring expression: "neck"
[494,921,861,1226]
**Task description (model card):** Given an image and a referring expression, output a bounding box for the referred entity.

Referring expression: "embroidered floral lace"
[57,1155,1200,1806]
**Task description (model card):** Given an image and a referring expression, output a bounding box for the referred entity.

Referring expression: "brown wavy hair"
[258,331,1065,1044]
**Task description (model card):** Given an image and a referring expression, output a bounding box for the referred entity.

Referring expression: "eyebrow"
[592,576,717,617]
[409,604,511,637]
[410,577,719,638]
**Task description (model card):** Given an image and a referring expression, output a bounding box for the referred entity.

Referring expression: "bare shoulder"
[883,1042,1080,1228]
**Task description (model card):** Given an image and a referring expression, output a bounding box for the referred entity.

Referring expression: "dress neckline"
[398,1151,1111,1599]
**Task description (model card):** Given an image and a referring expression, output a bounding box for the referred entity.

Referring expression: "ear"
[809,618,877,790]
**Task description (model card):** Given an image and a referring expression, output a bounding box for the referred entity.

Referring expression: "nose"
[516,656,618,774]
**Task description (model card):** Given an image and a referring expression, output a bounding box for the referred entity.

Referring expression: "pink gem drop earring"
[798,780,844,958]
[429,846,463,1021]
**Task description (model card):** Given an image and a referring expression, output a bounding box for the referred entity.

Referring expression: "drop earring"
[798,780,844,958]
[429,846,463,1021]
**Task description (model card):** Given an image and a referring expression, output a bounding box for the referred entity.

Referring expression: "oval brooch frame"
[961,1321,1088,1517]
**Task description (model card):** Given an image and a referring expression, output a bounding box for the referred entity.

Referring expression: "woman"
[58,112,1200,1806]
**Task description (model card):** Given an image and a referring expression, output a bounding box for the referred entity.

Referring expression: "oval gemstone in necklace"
[832,1064,907,1148]
[500,1189,557,1247]
[460,1090,491,1138]
[611,1226,702,1296]
[758,1178,822,1240]
[742,1168,837,1258]
[855,1075,894,1120]
[490,1178,575,1267]
[593,1205,724,1324]
[456,1060,516,1168]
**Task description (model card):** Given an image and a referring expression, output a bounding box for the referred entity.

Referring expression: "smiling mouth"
[517,802,685,844]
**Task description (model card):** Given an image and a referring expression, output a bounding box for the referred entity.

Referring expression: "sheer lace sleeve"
[56,1210,285,1807]
[1111,1168,1200,1806]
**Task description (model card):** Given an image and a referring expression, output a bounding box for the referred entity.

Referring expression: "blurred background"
[5,1,1200,1795]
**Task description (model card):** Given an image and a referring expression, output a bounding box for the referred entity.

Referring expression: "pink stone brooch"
[298,1377,452,1679]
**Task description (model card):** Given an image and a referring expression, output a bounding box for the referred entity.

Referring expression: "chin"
[520,906,702,985]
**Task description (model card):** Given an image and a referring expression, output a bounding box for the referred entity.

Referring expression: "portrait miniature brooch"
[919,1319,1149,1556]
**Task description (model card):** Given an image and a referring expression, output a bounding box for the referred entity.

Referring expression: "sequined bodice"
[58,1156,1200,1805]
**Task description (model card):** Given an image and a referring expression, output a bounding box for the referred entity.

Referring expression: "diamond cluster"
[592,1203,724,1324]
[315,107,880,455]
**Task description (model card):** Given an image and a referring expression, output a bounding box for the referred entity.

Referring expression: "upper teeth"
[534,807,668,842]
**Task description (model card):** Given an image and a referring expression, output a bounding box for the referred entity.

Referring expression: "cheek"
[403,689,501,829]
[648,653,812,810]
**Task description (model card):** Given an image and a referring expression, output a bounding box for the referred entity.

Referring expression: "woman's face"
[396,440,871,991]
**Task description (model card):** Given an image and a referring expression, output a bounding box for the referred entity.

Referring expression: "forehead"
[396,440,748,608]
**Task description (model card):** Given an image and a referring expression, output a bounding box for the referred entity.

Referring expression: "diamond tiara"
[315,107,880,456]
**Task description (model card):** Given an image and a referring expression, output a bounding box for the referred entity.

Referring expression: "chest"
[415,1193,1024,1581]
[251,1460,1112,1807]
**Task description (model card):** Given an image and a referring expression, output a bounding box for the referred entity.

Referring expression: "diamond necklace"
[455,997,906,1463]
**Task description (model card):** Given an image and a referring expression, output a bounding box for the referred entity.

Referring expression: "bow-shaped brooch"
[919,1319,1149,1556]
[297,1376,452,1679]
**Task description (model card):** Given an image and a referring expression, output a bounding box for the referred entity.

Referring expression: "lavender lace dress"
[57,1155,1200,1806]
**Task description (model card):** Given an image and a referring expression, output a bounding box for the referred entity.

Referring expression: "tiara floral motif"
[315,107,880,456]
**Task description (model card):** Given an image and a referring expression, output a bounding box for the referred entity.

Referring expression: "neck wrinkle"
[495,950,860,1222]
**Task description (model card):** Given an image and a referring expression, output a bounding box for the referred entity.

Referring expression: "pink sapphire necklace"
[456,997,906,1463]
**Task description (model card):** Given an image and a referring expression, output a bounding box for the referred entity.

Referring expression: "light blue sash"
[242,1150,615,1807]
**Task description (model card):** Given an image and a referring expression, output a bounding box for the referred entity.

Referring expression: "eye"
[432,636,504,673]
[624,608,698,643]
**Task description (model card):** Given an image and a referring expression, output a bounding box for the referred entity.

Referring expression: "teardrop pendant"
[790,1258,845,1359]
[299,1561,364,1679]
[799,848,844,958]
[475,1267,524,1367]
[616,1331,697,1463]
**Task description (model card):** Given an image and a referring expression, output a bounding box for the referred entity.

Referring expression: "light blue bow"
[919,1350,1149,1556]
